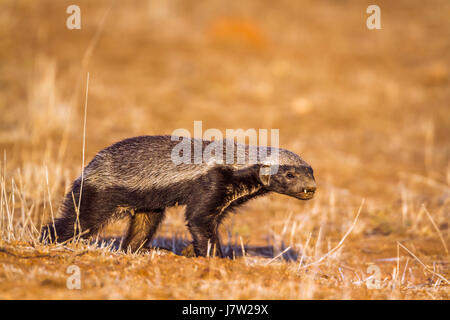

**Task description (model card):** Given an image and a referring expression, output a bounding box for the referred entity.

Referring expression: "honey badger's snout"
[298,177,316,200]
[265,164,317,200]
[291,167,316,200]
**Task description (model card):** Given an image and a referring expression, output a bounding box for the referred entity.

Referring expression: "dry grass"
[0,0,449,299]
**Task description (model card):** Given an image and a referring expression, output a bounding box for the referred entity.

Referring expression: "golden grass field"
[0,0,449,299]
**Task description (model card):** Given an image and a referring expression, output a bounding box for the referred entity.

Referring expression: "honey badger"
[41,135,316,257]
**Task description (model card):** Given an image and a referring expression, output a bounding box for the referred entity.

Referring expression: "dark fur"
[40,135,316,257]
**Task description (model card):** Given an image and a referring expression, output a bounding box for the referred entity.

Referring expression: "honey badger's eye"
[286,173,295,179]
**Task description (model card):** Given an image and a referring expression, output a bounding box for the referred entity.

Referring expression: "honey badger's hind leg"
[40,181,117,244]
[122,209,165,253]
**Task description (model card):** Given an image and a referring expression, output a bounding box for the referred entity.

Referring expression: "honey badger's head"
[258,149,316,200]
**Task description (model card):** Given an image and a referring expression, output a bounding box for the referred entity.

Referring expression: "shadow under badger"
[41,135,316,257]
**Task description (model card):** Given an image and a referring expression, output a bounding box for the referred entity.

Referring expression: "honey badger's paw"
[181,244,196,257]
[136,247,152,254]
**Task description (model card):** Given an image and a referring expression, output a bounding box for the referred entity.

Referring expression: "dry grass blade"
[77,72,90,221]
[422,205,449,258]
[297,231,312,270]
[240,236,247,265]
[300,199,365,269]
[265,246,291,266]
[397,242,449,285]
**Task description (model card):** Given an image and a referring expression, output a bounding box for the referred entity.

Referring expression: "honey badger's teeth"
[304,189,307,193]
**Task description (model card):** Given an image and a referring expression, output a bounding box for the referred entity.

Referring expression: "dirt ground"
[0,0,449,299]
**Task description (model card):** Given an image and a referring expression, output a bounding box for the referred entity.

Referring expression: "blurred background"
[0,0,448,299]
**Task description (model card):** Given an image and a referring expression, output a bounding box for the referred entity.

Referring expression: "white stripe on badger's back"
[83,136,308,191]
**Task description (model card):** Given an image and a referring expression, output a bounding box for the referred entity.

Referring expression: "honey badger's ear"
[258,164,272,185]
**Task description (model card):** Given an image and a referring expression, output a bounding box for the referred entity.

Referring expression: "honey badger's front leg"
[185,188,228,257]
[184,168,266,257]
[184,193,254,257]
[186,205,223,257]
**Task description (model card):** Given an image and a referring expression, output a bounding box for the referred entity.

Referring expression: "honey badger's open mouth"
[297,188,315,200]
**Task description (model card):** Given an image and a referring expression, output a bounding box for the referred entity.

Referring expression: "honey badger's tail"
[40,215,78,244]
[40,179,84,243]
[39,176,122,244]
